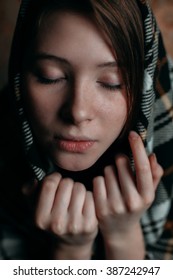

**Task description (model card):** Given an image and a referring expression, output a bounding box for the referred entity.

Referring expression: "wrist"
[102,223,145,260]
[52,240,94,260]
[102,222,141,244]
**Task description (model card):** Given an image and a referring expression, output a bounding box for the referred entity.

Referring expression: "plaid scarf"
[1,0,173,259]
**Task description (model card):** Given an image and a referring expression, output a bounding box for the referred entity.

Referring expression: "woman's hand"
[35,173,98,259]
[93,131,163,259]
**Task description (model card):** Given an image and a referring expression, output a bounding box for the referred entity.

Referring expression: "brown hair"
[23,0,144,134]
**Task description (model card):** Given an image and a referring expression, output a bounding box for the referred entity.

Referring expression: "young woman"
[0,0,173,259]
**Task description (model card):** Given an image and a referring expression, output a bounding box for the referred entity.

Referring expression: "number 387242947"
[106,266,160,276]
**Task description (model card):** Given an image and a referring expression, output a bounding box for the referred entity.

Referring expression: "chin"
[56,163,93,172]
[53,157,98,172]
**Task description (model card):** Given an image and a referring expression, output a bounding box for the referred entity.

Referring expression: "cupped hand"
[35,173,98,247]
[93,131,163,240]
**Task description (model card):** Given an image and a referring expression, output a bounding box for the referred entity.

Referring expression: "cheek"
[103,95,128,127]
[24,90,56,127]
[27,99,47,124]
[23,77,57,124]
[25,97,55,145]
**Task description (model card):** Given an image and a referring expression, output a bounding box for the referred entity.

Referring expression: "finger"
[128,131,154,203]
[52,178,74,213]
[35,173,62,228]
[83,191,97,220]
[68,182,86,214]
[149,153,164,190]
[67,182,86,233]
[104,165,126,211]
[50,178,74,235]
[82,192,98,232]
[93,176,107,209]
[115,154,142,211]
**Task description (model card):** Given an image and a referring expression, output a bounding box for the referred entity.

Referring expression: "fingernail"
[152,153,157,163]
[128,131,139,140]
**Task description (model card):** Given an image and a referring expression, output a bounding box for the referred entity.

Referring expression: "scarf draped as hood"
[8,0,173,258]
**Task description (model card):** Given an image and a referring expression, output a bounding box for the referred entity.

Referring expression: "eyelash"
[36,76,122,91]
[98,82,122,91]
[37,76,67,85]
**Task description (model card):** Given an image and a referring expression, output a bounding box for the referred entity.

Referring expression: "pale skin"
[22,11,164,259]
[34,131,163,259]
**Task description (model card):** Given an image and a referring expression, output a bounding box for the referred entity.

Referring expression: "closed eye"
[37,75,67,85]
[97,82,122,91]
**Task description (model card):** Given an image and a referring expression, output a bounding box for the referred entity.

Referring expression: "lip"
[55,136,95,153]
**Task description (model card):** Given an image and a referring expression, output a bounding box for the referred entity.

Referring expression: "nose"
[59,81,93,125]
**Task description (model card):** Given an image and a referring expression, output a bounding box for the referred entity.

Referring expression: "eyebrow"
[97,61,118,68]
[32,52,118,69]
[32,53,70,65]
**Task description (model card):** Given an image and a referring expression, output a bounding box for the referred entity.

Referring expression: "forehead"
[34,10,116,65]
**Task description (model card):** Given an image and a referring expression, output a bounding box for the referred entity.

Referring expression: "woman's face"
[23,11,128,171]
